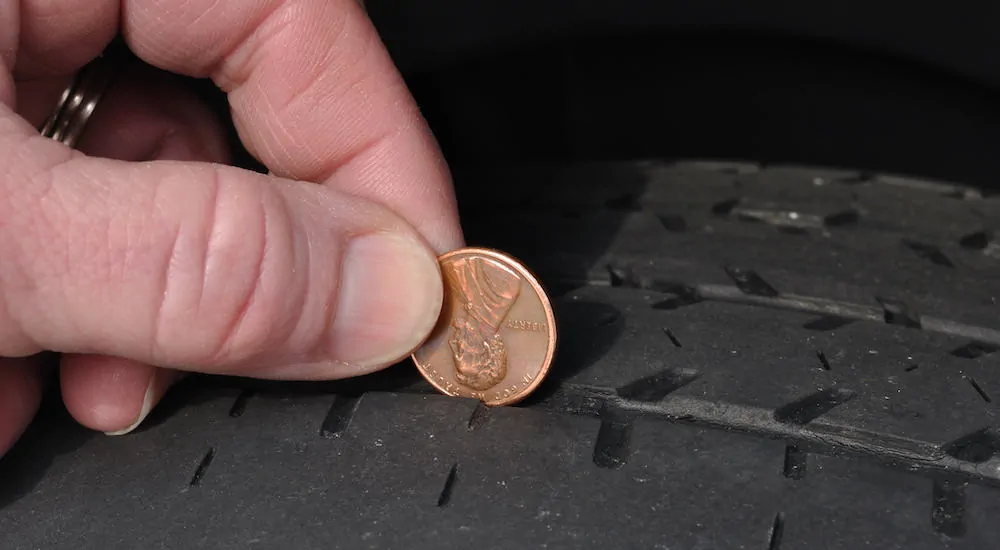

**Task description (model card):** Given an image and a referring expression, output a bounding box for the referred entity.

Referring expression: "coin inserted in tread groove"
[411,247,557,406]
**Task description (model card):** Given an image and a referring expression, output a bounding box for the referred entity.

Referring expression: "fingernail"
[104,378,155,436]
[330,232,443,368]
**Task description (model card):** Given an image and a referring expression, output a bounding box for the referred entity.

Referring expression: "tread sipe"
[3,160,1000,549]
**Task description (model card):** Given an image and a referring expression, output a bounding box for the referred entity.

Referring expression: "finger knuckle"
[162,175,299,367]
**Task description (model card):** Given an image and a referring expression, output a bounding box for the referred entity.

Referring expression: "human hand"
[0,0,463,456]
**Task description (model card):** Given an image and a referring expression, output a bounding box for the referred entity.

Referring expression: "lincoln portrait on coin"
[445,257,522,391]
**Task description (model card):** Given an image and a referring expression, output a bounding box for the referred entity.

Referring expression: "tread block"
[780,455,968,550]
[435,408,786,549]
[159,392,476,548]
[418,406,603,546]
[549,286,694,389]
[648,301,831,410]
[0,384,239,549]
[616,418,787,548]
[225,390,343,438]
[797,323,995,447]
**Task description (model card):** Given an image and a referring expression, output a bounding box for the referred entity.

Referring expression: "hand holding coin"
[412,248,557,406]
[0,0,464,457]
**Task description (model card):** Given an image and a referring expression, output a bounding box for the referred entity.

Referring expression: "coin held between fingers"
[411,247,557,406]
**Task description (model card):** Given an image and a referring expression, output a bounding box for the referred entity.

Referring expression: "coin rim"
[411,246,557,406]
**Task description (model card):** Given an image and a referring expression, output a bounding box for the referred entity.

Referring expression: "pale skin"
[0,0,464,456]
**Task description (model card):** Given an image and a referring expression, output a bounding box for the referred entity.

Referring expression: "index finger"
[127,0,463,252]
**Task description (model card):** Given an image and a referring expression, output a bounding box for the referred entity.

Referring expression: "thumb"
[0,110,444,379]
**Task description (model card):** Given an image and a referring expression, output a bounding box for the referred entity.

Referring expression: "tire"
[3,160,1000,549]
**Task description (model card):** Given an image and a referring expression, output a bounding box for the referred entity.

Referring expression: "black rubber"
[4,160,1000,548]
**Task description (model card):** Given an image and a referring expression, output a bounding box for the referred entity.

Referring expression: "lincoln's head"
[449,305,509,390]
[445,257,521,391]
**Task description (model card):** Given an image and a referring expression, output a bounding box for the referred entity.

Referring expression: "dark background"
[361,1,1000,190]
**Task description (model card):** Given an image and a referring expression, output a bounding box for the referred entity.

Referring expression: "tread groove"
[774,388,856,425]
[570,388,988,484]
[782,445,807,480]
[767,512,785,550]
[320,394,362,438]
[650,284,703,310]
[951,341,999,359]
[959,231,990,250]
[815,351,832,371]
[688,284,882,321]
[931,478,967,538]
[525,383,1000,484]
[436,463,458,507]
[965,377,992,403]
[188,448,216,488]
[724,266,780,297]
[582,276,1000,348]
[467,403,490,431]
[875,297,923,328]
[802,316,855,331]
[606,265,634,288]
[228,390,254,418]
[942,428,1000,463]
[593,420,632,469]
[711,197,741,215]
[616,369,700,402]
[902,239,955,268]
[734,208,821,231]
[662,328,682,347]
[655,214,687,232]
[823,209,860,227]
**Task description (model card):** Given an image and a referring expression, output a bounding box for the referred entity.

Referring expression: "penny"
[411,247,557,406]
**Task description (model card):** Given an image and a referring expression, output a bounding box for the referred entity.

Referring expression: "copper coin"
[411,247,557,406]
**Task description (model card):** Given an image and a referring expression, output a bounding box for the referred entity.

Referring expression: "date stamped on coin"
[506,320,546,332]
[411,247,557,406]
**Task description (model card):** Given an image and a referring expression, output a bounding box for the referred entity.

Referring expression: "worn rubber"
[3,160,1000,549]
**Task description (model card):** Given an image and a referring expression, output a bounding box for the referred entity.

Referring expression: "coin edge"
[410,247,558,407]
